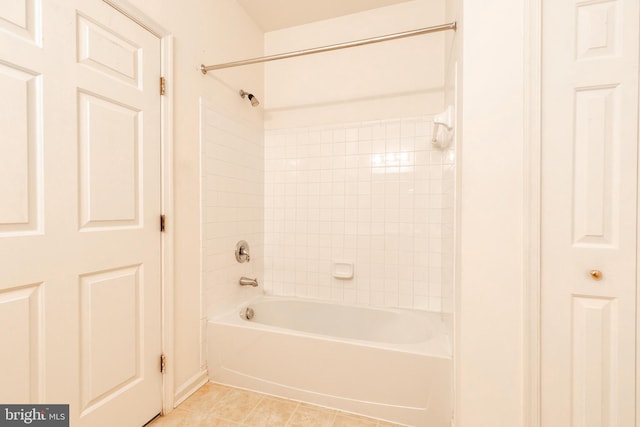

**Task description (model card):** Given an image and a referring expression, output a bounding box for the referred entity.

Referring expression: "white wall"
[264,0,446,129]
[454,0,525,425]
[123,0,264,405]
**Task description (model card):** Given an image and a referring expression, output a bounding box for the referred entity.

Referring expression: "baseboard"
[173,370,209,408]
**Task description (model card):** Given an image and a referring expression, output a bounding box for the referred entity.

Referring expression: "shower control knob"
[589,270,602,280]
[235,240,251,263]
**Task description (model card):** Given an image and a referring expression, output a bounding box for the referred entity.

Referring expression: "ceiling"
[236,0,415,32]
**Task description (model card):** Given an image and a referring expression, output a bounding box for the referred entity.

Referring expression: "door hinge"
[160,354,166,374]
[160,214,166,232]
[160,76,166,95]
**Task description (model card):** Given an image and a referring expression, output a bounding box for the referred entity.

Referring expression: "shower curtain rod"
[200,21,456,74]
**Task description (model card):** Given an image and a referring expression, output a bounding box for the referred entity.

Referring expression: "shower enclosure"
[200,0,457,424]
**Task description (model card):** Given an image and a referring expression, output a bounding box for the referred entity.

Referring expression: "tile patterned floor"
[149,382,406,427]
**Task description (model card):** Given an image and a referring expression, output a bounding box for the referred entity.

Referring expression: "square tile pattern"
[264,117,455,312]
[201,110,455,329]
[201,103,265,319]
[149,382,406,427]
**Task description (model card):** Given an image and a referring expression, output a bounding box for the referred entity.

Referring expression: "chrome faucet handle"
[235,240,250,263]
[239,247,250,261]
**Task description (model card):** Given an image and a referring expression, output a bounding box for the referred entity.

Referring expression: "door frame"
[524,0,541,426]
[101,0,175,415]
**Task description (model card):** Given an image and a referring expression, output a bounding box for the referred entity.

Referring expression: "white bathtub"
[207,296,452,426]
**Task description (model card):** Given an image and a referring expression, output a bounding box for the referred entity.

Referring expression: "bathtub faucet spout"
[239,276,258,287]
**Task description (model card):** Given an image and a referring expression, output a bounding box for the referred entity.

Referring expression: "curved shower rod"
[201,21,456,74]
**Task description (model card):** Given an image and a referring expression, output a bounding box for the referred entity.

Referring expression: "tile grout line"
[282,401,300,426]
[329,409,338,426]
[239,394,265,426]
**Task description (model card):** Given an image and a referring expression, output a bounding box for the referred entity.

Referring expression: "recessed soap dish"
[332,261,354,279]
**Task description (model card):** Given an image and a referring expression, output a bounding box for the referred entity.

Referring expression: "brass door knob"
[589,270,603,280]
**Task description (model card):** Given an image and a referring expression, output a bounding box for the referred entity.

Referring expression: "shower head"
[239,89,259,107]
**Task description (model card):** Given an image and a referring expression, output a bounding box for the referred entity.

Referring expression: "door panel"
[0,0,40,44]
[0,1,162,425]
[76,14,142,88]
[79,266,143,413]
[78,91,141,228]
[0,283,42,403]
[541,0,639,425]
[0,62,42,235]
[570,296,618,425]
[572,86,617,246]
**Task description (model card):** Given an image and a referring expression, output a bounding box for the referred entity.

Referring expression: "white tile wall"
[201,99,264,317]
[264,116,455,311]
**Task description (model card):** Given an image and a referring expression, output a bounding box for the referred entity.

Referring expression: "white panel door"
[0,0,163,426]
[541,0,638,426]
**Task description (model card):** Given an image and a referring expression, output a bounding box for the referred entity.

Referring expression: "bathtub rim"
[209,294,453,359]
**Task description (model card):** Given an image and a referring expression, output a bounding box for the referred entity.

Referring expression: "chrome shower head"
[239,89,259,107]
